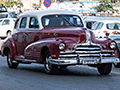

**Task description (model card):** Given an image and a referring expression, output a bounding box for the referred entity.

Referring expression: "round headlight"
[59,43,65,50]
[110,42,116,49]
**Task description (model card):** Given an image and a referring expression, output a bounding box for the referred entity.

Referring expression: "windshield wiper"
[62,16,77,27]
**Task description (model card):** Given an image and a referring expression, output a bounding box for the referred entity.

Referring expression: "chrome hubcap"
[8,54,12,65]
[45,56,51,71]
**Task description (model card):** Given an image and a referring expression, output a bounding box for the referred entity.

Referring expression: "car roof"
[18,9,80,18]
[18,9,84,29]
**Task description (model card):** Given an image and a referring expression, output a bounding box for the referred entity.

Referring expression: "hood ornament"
[53,33,58,38]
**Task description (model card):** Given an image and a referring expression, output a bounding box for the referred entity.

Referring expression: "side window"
[14,19,19,29]
[29,17,39,29]
[97,22,104,30]
[20,17,27,28]
[91,22,99,30]
[2,19,10,25]
[0,19,3,25]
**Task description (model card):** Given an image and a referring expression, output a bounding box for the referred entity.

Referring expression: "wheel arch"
[6,30,11,34]
[41,46,49,63]
[1,37,17,59]
[3,47,10,56]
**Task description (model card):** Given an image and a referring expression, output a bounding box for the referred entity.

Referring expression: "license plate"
[82,60,97,64]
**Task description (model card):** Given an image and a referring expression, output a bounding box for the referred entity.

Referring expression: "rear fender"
[1,37,16,59]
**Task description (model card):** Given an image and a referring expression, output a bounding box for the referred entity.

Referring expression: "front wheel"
[43,50,57,74]
[7,51,19,69]
[97,63,112,75]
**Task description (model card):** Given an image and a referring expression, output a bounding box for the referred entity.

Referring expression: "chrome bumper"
[49,57,119,65]
[49,42,120,65]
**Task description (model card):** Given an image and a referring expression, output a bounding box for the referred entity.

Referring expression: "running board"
[15,58,36,63]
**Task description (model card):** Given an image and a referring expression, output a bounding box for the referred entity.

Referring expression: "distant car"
[0,18,16,39]
[0,12,17,18]
[91,20,120,38]
[0,5,7,12]
[109,35,120,67]
[85,20,96,29]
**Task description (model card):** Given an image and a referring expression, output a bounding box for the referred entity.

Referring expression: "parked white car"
[91,20,120,38]
[0,18,16,39]
[0,12,16,18]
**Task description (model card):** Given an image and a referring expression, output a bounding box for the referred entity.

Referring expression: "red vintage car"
[1,10,119,75]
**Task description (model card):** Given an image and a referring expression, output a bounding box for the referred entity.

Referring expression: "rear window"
[106,23,120,30]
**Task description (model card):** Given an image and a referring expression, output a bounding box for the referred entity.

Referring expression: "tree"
[94,0,115,12]
[5,0,23,8]
[32,3,39,10]
[5,0,14,8]
[16,0,23,8]
[99,0,111,3]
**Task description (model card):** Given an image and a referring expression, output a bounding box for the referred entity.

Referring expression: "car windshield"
[107,23,120,30]
[0,6,7,12]
[41,15,83,27]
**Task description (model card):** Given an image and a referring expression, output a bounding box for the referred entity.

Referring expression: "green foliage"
[94,0,116,12]
[5,0,23,8]
[99,0,111,3]
[32,3,39,9]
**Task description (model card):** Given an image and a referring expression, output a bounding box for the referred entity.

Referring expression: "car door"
[12,17,28,55]
[0,19,10,37]
[95,22,104,38]
[24,17,40,60]
[91,22,99,38]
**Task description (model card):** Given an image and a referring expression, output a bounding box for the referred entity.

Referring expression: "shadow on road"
[14,64,104,76]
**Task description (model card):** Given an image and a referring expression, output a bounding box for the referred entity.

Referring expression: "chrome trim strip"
[76,47,100,50]
[15,58,36,63]
[101,50,114,52]
[60,54,112,57]
[74,42,102,50]
[59,54,77,57]
[75,51,101,53]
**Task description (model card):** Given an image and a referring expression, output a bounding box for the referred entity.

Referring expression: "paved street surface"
[0,56,120,90]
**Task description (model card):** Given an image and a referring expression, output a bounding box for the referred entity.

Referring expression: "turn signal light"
[103,31,110,34]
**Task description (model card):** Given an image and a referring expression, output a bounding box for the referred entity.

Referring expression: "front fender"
[24,39,62,61]
[1,37,17,59]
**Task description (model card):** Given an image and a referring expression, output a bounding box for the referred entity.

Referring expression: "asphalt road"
[0,56,120,90]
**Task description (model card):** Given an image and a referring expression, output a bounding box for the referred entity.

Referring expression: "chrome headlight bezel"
[110,42,116,49]
[59,43,65,50]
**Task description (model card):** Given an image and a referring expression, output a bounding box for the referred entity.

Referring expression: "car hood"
[41,26,87,44]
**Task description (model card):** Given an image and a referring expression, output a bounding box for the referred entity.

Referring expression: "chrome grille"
[59,43,114,60]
